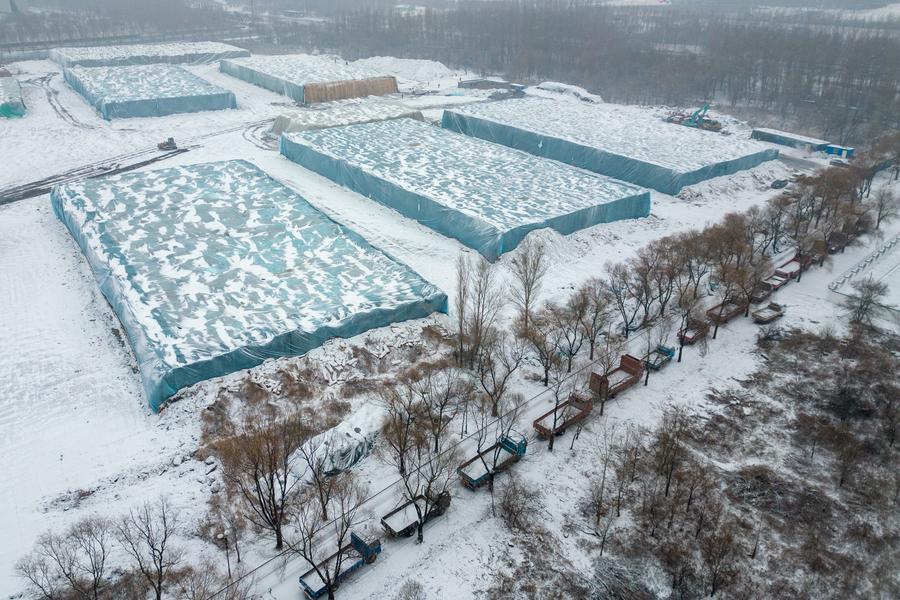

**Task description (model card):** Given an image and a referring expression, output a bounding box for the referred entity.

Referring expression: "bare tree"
[465,257,505,369]
[526,303,564,386]
[476,329,525,416]
[552,291,587,373]
[454,254,471,368]
[116,497,184,600]
[700,521,741,598]
[296,432,338,521]
[16,517,113,600]
[843,277,891,326]
[498,474,541,532]
[378,378,423,476]
[644,314,674,386]
[508,236,549,334]
[870,187,899,230]
[605,261,642,338]
[577,278,613,360]
[418,363,462,452]
[593,330,627,416]
[289,474,367,600]
[217,413,309,550]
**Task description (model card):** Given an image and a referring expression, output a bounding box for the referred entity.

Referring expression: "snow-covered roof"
[221,54,389,87]
[66,64,230,104]
[271,98,422,136]
[449,97,771,173]
[753,127,830,147]
[51,160,445,409]
[49,41,249,68]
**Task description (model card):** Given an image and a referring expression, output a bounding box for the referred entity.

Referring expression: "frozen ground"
[0,50,882,599]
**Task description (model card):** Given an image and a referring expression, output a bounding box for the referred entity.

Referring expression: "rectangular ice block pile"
[220,54,398,104]
[442,97,779,195]
[0,76,25,118]
[280,118,651,261]
[51,160,447,410]
[271,98,423,136]
[64,64,237,120]
[49,41,249,69]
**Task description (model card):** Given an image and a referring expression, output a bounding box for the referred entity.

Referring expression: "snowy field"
[281,117,651,260]
[220,54,398,104]
[48,41,249,69]
[64,64,237,119]
[443,96,779,194]
[52,159,446,410]
[2,50,876,599]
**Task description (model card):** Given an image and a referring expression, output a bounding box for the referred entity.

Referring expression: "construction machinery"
[665,103,722,132]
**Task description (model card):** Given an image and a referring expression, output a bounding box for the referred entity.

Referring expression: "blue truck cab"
[299,532,381,599]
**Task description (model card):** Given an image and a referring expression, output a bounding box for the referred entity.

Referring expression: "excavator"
[665,103,723,132]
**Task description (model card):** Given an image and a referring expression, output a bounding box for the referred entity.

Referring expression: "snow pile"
[49,41,249,69]
[352,56,457,83]
[271,98,423,136]
[64,64,236,120]
[51,160,447,410]
[443,97,779,194]
[536,81,603,103]
[0,75,25,118]
[281,118,650,261]
[220,54,398,104]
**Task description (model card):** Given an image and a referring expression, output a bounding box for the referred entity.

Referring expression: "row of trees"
[290,1,900,145]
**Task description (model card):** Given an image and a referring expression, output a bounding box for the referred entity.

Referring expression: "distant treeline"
[287,1,900,145]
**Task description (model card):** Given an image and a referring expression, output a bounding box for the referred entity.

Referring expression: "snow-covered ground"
[48,41,250,69]
[1,50,882,599]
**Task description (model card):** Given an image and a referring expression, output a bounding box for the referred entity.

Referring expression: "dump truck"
[589,354,643,399]
[381,492,451,538]
[533,392,593,439]
[752,302,785,324]
[457,434,527,490]
[678,319,710,345]
[299,532,381,599]
[706,301,747,325]
[644,345,676,371]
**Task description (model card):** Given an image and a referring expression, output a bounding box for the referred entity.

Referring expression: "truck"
[706,301,747,325]
[532,392,593,439]
[299,532,381,599]
[380,491,451,538]
[752,302,785,324]
[678,319,710,345]
[457,434,528,490]
[644,345,676,371]
[589,354,643,399]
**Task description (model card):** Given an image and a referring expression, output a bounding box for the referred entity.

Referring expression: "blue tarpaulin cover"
[0,76,25,118]
[280,118,651,261]
[51,160,447,410]
[64,64,237,120]
[49,41,249,69]
[442,98,779,195]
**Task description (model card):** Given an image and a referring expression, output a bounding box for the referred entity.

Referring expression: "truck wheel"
[365,553,377,564]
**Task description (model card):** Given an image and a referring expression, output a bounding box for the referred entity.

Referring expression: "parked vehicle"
[678,319,710,345]
[533,392,593,439]
[299,532,381,599]
[706,301,747,324]
[750,283,772,304]
[589,354,643,399]
[752,302,785,324]
[775,259,802,280]
[157,137,177,151]
[457,434,527,490]
[644,345,676,371]
[381,492,451,538]
[770,179,789,189]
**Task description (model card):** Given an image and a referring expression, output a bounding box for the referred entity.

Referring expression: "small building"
[751,127,830,153]
[826,145,855,159]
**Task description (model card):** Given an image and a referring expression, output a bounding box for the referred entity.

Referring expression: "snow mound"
[352,57,456,83]
[537,81,603,103]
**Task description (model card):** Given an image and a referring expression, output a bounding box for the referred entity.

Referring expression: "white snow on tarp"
[64,64,236,120]
[536,81,603,103]
[281,118,651,260]
[271,98,423,136]
[51,160,447,410]
[49,41,249,68]
[450,97,770,174]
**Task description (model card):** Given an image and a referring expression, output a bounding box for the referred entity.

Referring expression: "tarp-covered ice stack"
[272,98,423,136]
[51,160,447,410]
[220,54,399,104]
[280,118,651,261]
[64,64,237,120]
[49,41,249,69]
[0,75,25,118]
[443,97,779,195]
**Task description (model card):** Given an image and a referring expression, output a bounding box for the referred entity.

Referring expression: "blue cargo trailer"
[299,532,381,599]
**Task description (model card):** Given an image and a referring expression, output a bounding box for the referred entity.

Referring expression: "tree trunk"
[275,526,283,550]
